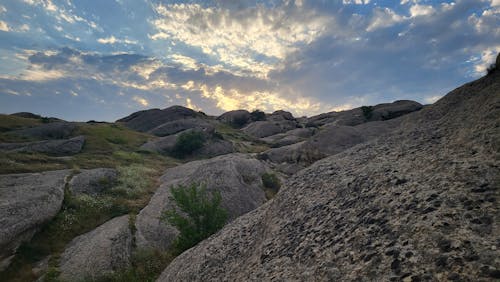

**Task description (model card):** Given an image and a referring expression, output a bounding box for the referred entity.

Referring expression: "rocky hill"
[158,67,500,281]
[0,63,498,281]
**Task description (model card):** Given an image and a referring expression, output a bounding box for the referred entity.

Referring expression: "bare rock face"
[59,215,133,281]
[0,135,85,156]
[68,168,118,195]
[261,128,316,147]
[0,170,70,269]
[307,100,422,127]
[148,118,215,137]
[11,122,76,140]
[158,72,499,281]
[135,153,269,251]
[217,110,251,128]
[117,105,202,132]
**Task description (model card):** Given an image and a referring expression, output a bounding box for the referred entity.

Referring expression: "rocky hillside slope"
[159,71,500,280]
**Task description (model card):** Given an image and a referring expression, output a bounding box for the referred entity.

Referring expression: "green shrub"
[361,106,373,120]
[261,172,281,199]
[250,110,266,121]
[171,131,205,158]
[162,184,228,254]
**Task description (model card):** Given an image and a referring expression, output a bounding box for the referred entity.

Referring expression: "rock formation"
[68,168,118,195]
[158,68,499,280]
[135,153,270,251]
[0,170,70,269]
[58,215,133,280]
[0,135,85,156]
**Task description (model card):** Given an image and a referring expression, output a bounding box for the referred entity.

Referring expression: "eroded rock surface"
[59,215,133,281]
[159,70,499,281]
[68,168,117,195]
[117,105,202,132]
[0,135,85,156]
[0,170,70,268]
[135,153,269,251]
[11,122,76,140]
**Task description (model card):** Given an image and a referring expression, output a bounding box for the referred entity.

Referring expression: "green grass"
[262,172,281,200]
[0,114,42,132]
[214,123,269,153]
[0,162,167,282]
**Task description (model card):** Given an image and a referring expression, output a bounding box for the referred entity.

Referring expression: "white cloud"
[169,54,199,70]
[424,95,442,104]
[471,46,500,76]
[0,5,6,13]
[150,3,330,77]
[409,4,435,17]
[366,7,405,31]
[133,96,149,107]
[0,20,9,32]
[343,0,371,4]
[97,36,138,45]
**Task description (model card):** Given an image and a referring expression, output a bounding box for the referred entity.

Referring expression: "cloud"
[0,20,9,32]
[409,4,436,17]
[150,3,330,77]
[133,95,149,106]
[366,7,405,31]
[97,36,138,45]
[343,0,371,4]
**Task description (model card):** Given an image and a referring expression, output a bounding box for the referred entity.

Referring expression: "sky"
[0,0,498,121]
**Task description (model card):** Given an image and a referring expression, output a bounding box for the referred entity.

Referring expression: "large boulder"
[261,128,316,147]
[135,153,269,251]
[68,168,118,195]
[58,215,133,281]
[217,110,251,128]
[117,105,202,132]
[140,129,234,158]
[307,100,422,127]
[0,170,70,269]
[11,122,76,140]
[148,118,215,137]
[157,71,500,281]
[0,135,85,156]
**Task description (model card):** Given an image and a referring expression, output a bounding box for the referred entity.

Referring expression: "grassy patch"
[0,114,42,133]
[262,172,281,200]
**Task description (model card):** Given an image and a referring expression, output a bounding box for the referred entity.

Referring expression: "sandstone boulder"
[11,122,76,140]
[148,118,215,137]
[68,168,118,195]
[0,170,70,269]
[59,215,132,281]
[0,135,85,156]
[135,153,269,251]
[117,105,202,132]
[217,110,251,128]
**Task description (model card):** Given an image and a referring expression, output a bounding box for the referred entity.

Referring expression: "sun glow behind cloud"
[0,0,498,121]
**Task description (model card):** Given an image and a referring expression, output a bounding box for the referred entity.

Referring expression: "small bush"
[171,131,205,158]
[250,110,266,121]
[231,116,248,128]
[361,106,374,120]
[261,172,281,198]
[487,63,496,75]
[162,184,228,254]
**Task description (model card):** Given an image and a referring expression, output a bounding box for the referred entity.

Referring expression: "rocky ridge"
[158,68,499,280]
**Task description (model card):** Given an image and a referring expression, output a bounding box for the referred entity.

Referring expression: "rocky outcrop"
[242,111,300,138]
[260,119,401,174]
[68,168,118,195]
[217,110,251,128]
[140,129,234,158]
[11,122,76,140]
[158,71,500,280]
[135,153,269,251]
[261,128,316,147]
[0,170,70,269]
[59,215,132,281]
[117,105,202,132]
[307,100,422,127]
[148,118,214,137]
[0,135,85,156]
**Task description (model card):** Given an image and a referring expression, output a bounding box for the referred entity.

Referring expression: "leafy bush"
[171,131,205,158]
[163,184,228,254]
[361,106,374,120]
[231,115,249,128]
[250,110,266,121]
[261,172,281,199]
